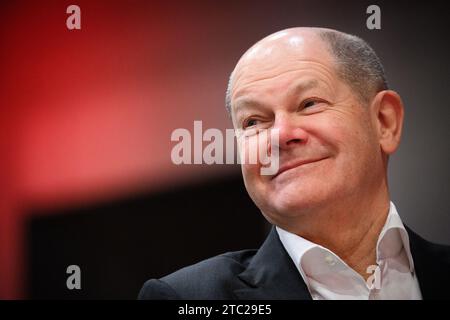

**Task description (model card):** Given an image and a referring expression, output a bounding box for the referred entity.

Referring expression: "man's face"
[230,32,384,227]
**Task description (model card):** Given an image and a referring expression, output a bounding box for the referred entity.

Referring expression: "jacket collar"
[232,225,450,300]
[233,226,312,300]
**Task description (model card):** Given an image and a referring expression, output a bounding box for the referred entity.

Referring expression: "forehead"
[230,33,339,108]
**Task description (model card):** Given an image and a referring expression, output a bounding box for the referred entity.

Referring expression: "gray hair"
[318,30,388,104]
[225,29,388,114]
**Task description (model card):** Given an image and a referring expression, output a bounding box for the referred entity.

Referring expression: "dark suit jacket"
[138,226,450,300]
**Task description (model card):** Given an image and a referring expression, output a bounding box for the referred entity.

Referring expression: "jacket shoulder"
[408,226,450,261]
[414,234,450,264]
[407,226,450,299]
[138,249,257,300]
[138,278,180,300]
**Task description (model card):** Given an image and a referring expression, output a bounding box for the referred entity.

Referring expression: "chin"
[271,197,316,217]
[265,181,334,216]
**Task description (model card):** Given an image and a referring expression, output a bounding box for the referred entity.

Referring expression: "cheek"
[239,135,271,199]
[241,162,268,207]
[330,122,380,183]
[238,133,271,169]
[306,115,347,155]
[239,141,262,190]
[241,162,259,181]
[316,111,371,153]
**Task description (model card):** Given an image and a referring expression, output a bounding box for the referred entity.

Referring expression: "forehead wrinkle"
[231,60,338,109]
[232,58,337,92]
[233,78,322,118]
[233,97,271,116]
[285,79,320,98]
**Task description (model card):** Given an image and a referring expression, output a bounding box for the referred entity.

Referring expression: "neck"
[282,182,390,280]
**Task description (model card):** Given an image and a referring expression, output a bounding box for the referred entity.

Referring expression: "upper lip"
[271,157,327,179]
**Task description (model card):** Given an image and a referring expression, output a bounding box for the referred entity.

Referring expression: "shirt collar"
[376,201,415,272]
[276,201,415,281]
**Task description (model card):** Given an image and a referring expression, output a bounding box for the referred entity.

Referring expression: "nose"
[272,113,308,150]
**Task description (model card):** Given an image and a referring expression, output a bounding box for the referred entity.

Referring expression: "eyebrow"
[286,79,320,98]
[233,79,320,114]
[233,97,269,114]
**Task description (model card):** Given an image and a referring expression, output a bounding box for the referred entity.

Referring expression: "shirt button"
[325,254,336,266]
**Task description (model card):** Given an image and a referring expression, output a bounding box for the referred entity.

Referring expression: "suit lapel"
[233,226,312,300]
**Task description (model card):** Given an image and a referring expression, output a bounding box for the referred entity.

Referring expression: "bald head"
[226,27,388,114]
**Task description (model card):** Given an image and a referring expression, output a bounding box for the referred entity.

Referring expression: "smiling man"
[139,27,450,300]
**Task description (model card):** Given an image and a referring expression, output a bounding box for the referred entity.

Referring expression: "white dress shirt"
[276,201,422,300]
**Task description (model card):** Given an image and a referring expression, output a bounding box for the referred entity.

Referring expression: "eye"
[303,99,318,108]
[243,118,260,129]
[300,98,328,111]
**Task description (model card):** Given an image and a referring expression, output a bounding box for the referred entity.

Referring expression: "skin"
[229,28,404,279]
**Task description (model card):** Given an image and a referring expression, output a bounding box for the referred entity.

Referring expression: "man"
[139,27,450,300]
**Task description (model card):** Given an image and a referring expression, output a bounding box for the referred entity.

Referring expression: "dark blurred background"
[0,0,448,299]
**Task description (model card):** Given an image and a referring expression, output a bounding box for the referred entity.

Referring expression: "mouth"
[271,157,328,180]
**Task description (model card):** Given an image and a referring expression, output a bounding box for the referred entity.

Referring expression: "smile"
[271,157,328,180]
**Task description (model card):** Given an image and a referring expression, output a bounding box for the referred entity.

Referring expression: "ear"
[370,90,404,155]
